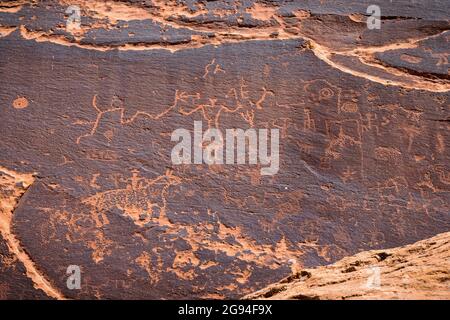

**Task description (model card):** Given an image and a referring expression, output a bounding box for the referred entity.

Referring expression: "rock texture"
[245,231,450,300]
[0,1,449,299]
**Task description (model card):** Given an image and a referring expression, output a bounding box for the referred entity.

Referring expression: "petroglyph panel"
[0,0,449,299]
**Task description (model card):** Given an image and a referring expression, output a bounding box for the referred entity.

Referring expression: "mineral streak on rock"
[0,0,449,299]
[245,231,450,300]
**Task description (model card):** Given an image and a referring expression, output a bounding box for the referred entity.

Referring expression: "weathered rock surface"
[245,231,450,300]
[0,1,449,299]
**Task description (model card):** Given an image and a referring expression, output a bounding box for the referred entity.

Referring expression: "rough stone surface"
[245,231,450,300]
[0,1,449,299]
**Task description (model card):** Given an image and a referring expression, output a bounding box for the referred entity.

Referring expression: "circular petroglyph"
[319,87,334,99]
[341,102,358,113]
[12,97,29,109]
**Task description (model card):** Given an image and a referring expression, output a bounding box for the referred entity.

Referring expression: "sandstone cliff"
[245,232,450,300]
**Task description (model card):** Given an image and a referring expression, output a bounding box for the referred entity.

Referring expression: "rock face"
[0,1,449,299]
[245,231,450,300]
